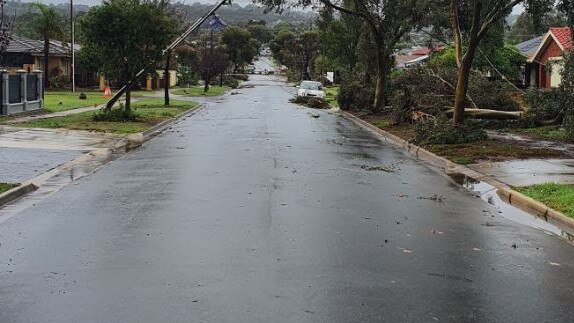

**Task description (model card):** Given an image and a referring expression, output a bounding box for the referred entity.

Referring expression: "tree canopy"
[80,0,177,107]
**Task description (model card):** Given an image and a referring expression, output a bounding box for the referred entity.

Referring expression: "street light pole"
[70,0,75,93]
[104,0,231,110]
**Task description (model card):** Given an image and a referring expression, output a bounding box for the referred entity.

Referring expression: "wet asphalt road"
[1,75,574,322]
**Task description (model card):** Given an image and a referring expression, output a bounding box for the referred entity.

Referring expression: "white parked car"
[297,81,326,99]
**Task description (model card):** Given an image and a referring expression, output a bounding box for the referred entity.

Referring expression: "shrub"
[49,75,71,89]
[93,106,139,122]
[413,114,487,145]
[234,74,249,81]
[564,109,574,141]
[337,80,374,111]
[223,77,239,89]
[524,88,569,124]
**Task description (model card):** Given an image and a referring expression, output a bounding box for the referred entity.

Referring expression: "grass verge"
[516,183,574,218]
[44,91,108,112]
[0,183,18,194]
[16,99,199,134]
[510,125,567,142]
[367,116,563,165]
[172,86,230,97]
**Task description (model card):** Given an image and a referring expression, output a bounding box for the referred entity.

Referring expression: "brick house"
[528,27,573,89]
[4,35,76,76]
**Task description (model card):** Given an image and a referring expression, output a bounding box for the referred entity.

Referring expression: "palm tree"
[31,3,64,89]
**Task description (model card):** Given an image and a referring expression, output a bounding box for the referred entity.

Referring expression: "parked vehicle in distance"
[297,81,326,99]
[247,65,256,74]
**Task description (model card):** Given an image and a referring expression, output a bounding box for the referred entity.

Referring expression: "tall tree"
[80,0,177,110]
[221,26,257,73]
[262,0,433,112]
[31,3,64,88]
[449,0,553,125]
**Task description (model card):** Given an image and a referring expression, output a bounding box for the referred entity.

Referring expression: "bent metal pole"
[104,0,231,110]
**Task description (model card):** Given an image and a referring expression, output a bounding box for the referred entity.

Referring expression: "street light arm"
[104,0,230,110]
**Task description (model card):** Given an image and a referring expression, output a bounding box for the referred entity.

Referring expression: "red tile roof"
[410,47,432,56]
[550,27,573,50]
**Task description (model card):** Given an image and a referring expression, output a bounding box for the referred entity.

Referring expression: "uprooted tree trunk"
[446,108,522,120]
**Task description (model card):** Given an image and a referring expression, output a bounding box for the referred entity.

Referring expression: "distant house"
[394,46,445,69]
[525,27,573,89]
[4,35,77,76]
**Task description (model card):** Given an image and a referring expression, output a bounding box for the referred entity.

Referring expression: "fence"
[1,70,44,115]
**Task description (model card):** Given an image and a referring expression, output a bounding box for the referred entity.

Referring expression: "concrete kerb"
[339,110,574,239]
[0,104,205,209]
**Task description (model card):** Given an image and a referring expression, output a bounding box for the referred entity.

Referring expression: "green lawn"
[172,86,230,97]
[17,99,199,134]
[325,86,339,108]
[516,183,574,218]
[0,183,18,194]
[44,91,109,112]
[44,90,159,112]
[511,125,568,142]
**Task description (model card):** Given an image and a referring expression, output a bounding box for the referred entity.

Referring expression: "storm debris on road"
[417,194,445,202]
[361,163,399,172]
[427,273,473,283]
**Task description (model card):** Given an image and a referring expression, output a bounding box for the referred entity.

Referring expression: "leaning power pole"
[104,0,232,110]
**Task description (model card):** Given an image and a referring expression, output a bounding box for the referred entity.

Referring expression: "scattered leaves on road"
[417,194,445,202]
[361,163,399,172]
[427,273,473,283]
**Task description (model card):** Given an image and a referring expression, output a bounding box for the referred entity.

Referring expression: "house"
[526,27,573,89]
[515,36,543,88]
[4,35,77,77]
[394,46,445,69]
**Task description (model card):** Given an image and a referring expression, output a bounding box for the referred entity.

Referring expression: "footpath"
[0,94,202,211]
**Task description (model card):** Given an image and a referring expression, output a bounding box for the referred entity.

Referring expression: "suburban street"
[1,75,574,322]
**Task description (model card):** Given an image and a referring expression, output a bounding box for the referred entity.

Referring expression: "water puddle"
[449,173,569,240]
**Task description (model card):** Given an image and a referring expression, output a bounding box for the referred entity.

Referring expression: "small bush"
[337,80,374,111]
[223,77,239,89]
[49,75,71,89]
[234,74,249,81]
[564,109,574,141]
[93,106,139,122]
[413,115,487,145]
[524,88,569,124]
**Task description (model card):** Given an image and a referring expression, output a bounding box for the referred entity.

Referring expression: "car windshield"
[300,81,322,90]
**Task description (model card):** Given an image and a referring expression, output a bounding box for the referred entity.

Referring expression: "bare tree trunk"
[204,74,210,93]
[125,86,131,111]
[43,36,50,88]
[164,49,170,106]
[452,61,472,125]
[372,45,389,113]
